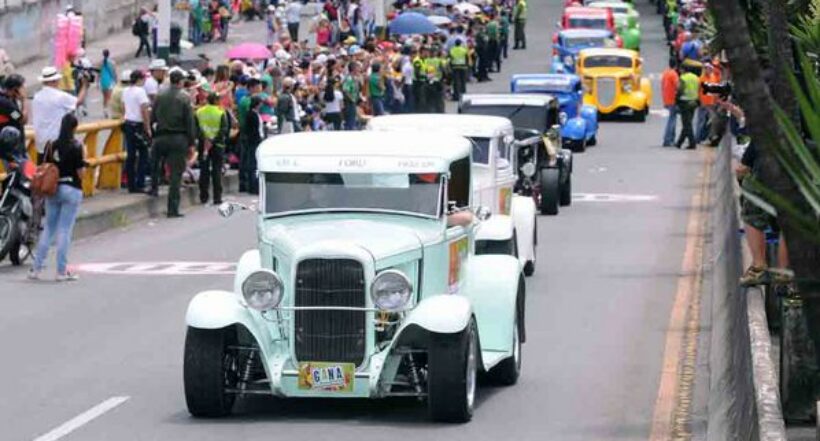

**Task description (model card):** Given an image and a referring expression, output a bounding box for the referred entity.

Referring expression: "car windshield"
[467,137,492,164]
[568,17,608,29]
[514,78,574,93]
[462,104,548,133]
[606,5,628,14]
[564,36,607,48]
[264,172,441,217]
[584,55,633,68]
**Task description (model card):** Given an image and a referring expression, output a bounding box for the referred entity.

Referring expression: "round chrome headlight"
[521,162,537,177]
[563,55,573,67]
[558,111,568,125]
[242,269,284,311]
[371,270,413,312]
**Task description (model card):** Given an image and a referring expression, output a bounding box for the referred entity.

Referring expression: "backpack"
[31,142,59,196]
[132,18,147,36]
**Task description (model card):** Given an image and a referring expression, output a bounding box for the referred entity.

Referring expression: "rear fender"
[464,255,522,355]
[511,195,536,265]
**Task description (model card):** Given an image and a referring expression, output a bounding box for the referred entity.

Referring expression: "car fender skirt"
[404,295,473,334]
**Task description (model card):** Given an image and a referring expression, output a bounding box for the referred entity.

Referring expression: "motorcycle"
[0,158,42,265]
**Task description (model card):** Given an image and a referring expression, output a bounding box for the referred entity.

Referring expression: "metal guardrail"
[0,119,124,197]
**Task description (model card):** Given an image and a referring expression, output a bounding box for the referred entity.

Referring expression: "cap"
[149,59,169,71]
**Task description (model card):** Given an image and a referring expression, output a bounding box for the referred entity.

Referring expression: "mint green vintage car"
[183,131,525,423]
[588,1,641,51]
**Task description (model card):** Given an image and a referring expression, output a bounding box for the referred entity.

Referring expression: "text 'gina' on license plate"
[298,362,355,392]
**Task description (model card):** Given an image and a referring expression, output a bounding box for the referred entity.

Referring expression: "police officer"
[513,0,527,50]
[150,69,196,217]
[675,65,699,150]
[413,47,429,113]
[425,45,445,113]
[475,25,491,82]
[486,14,501,72]
[449,40,469,101]
[196,92,229,205]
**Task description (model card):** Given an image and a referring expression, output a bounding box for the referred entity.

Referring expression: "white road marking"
[33,396,129,441]
[650,108,670,117]
[75,261,237,276]
[572,193,658,202]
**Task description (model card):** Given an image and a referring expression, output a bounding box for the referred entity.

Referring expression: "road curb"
[73,172,239,240]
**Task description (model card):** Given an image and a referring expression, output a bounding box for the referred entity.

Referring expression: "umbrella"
[429,15,453,26]
[454,2,481,15]
[389,12,438,35]
[226,42,272,60]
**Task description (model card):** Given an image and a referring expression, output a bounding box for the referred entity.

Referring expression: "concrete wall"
[0,0,152,66]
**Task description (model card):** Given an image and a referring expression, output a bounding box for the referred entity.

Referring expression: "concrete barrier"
[706,136,787,440]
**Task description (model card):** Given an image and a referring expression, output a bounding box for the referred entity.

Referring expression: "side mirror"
[474,206,492,222]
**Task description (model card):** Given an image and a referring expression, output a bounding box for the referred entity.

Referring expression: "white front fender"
[402,294,473,334]
[474,215,514,242]
[186,290,254,330]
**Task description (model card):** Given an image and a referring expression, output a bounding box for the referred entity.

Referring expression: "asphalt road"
[0,1,709,440]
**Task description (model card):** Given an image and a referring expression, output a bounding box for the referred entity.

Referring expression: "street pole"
[157,0,171,61]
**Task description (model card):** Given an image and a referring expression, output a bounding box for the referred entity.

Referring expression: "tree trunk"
[710,0,820,422]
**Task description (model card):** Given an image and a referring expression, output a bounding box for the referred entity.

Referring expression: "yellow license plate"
[297,362,355,392]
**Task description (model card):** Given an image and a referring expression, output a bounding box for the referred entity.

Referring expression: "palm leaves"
[790,0,820,72]
[745,50,820,244]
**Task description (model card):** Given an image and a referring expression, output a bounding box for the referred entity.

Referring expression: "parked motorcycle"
[0,158,41,265]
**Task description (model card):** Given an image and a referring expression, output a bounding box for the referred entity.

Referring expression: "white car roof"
[461,93,557,107]
[368,114,513,138]
[257,131,471,174]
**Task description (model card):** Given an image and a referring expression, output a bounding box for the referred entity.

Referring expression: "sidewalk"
[17,18,268,120]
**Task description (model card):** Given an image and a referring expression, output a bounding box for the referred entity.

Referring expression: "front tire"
[636,108,647,122]
[0,215,19,262]
[539,169,560,216]
[559,173,572,207]
[10,220,31,266]
[428,319,479,423]
[587,135,597,146]
[184,326,239,417]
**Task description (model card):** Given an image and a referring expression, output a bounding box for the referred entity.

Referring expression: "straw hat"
[37,66,62,83]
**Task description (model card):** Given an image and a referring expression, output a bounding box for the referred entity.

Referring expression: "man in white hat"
[31,66,88,161]
[144,58,169,103]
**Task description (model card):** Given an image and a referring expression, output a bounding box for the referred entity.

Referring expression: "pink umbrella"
[226,43,273,60]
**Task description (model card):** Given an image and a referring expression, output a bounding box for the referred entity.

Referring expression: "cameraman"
[0,74,28,160]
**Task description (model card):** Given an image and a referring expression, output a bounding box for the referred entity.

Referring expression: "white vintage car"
[367,114,538,276]
[184,131,525,423]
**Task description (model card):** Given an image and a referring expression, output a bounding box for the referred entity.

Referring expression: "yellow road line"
[649,148,714,441]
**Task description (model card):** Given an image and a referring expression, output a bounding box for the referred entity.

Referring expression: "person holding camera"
[32,66,88,163]
[0,74,28,163]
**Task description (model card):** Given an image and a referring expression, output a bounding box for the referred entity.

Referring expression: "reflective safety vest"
[196,104,226,141]
[426,57,443,81]
[449,46,468,67]
[514,0,527,21]
[679,72,700,102]
[413,56,427,81]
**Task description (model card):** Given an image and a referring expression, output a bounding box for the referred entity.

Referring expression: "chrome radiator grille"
[596,77,617,108]
[294,259,366,365]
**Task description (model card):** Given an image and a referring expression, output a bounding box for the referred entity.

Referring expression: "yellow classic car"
[576,48,652,121]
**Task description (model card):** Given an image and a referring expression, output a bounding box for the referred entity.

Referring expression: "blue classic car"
[510,74,598,151]
[551,28,619,74]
